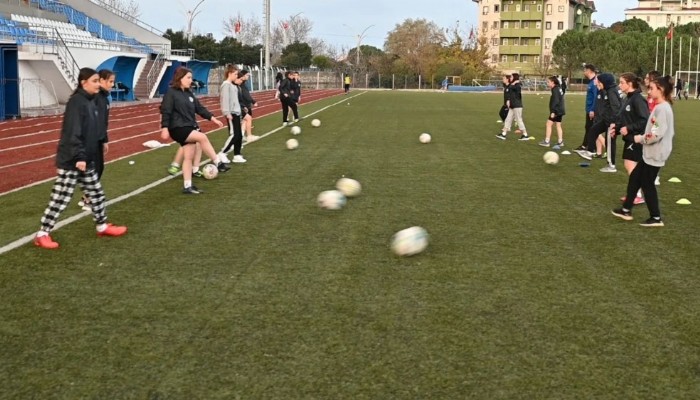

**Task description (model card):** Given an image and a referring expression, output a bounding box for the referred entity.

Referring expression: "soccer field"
[1,91,699,398]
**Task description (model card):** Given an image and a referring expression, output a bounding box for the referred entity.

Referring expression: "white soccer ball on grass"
[290,126,302,135]
[201,163,219,179]
[317,190,347,210]
[543,151,559,165]
[335,178,361,197]
[391,226,429,256]
[286,138,299,150]
[419,133,432,143]
[311,119,321,127]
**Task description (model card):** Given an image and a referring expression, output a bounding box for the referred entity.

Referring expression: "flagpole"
[696,37,700,98]
[655,36,659,71]
[663,36,667,75]
[679,36,683,81]
[671,31,674,78]
[688,37,692,85]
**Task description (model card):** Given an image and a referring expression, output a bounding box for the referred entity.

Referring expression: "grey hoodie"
[640,102,674,167]
[220,80,241,116]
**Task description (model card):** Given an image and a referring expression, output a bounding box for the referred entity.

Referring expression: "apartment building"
[626,1,700,29]
[473,0,596,74]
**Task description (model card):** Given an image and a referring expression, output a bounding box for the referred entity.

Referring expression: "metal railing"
[86,0,164,36]
[54,28,79,86]
[145,45,167,98]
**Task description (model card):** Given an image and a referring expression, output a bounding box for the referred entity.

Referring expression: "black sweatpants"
[96,142,105,179]
[585,120,607,153]
[581,113,594,147]
[220,114,243,155]
[623,160,661,218]
[282,97,298,122]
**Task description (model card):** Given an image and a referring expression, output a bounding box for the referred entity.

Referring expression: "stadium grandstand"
[0,0,216,120]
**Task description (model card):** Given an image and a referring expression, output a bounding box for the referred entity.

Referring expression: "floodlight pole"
[185,0,205,41]
[263,0,271,88]
[344,24,374,68]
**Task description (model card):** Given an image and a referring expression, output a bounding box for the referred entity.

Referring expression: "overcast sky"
[137,0,638,50]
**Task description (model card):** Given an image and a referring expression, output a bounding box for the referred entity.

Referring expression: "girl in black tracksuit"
[34,68,127,249]
[614,73,650,203]
[580,73,621,160]
[278,71,298,125]
[499,75,510,121]
[540,76,565,147]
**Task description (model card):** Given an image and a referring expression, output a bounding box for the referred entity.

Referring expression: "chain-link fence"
[20,78,59,113]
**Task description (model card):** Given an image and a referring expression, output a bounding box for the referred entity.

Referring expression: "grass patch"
[1,91,699,398]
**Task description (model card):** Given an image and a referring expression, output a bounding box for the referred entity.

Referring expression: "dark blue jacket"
[586,78,598,114]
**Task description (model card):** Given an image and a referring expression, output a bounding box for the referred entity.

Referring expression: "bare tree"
[99,0,141,23]
[222,12,263,45]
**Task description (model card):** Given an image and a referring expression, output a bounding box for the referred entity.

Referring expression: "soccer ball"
[286,138,299,150]
[290,126,302,135]
[317,190,346,210]
[391,226,429,256]
[311,119,321,127]
[336,177,361,197]
[543,151,559,165]
[201,163,219,179]
[419,133,432,143]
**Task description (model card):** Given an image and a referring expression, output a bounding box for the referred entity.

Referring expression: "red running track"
[0,89,343,194]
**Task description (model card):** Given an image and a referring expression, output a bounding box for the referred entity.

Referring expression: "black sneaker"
[217,162,231,172]
[575,145,586,151]
[495,133,507,140]
[639,217,664,227]
[518,135,530,141]
[193,170,203,178]
[611,208,633,221]
[182,186,202,194]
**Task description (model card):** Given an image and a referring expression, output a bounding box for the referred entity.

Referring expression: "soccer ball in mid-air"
[317,190,347,210]
[419,133,432,143]
[543,151,559,165]
[286,138,299,150]
[311,119,321,127]
[201,163,219,179]
[290,126,302,135]
[391,226,429,256]
[336,177,361,197]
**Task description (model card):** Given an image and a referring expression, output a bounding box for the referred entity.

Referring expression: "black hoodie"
[160,87,213,129]
[615,89,649,142]
[507,80,523,108]
[549,85,565,116]
[95,87,110,143]
[55,88,100,170]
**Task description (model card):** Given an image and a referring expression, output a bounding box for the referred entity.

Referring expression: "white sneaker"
[218,152,231,164]
[246,135,260,143]
[232,155,247,163]
[599,164,617,173]
[654,176,661,186]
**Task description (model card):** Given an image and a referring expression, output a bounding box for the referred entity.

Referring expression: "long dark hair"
[653,75,674,104]
[170,67,193,89]
[98,69,114,80]
[620,72,642,91]
[74,67,98,94]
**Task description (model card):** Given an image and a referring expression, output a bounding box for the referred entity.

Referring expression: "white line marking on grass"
[0,92,366,255]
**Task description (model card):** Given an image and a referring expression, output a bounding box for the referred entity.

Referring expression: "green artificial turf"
[1,91,699,399]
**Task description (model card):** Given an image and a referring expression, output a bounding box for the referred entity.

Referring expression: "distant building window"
[544,55,551,64]
[503,4,509,12]
[535,38,541,45]
[512,38,519,45]
[501,55,508,63]
[493,37,499,46]
[534,55,541,64]
[524,4,530,12]
[522,21,530,29]
[502,38,509,45]
[516,4,521,11]
[537,4,542,12]
[482,21,488,31]
[646,16,650,22]
[503,21,509,29]
[492,54,498,63]
[483,6,488,15]
[558,6,565,12]
[536,21,542,29]
[545,38,551,49]
[514,21,521,29]
[522,55,529,63]
[546,22,552,30]
[558,21,564,30]
[546,4,552,15]
[493,21,500,29]
[494,4,499,13]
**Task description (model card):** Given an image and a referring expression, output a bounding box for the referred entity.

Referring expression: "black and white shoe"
[182,186,202,194]
[639,217,664,227]
[217,162,231,172]
[495,133,507,140]
[518,135,530,141]
[611,208,633,221]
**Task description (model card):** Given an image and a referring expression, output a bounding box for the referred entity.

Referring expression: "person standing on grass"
[34,68,127,249]
[495,73,529,141]
[79,68,115,212]
[675,77,683,100]
[344,73,351,94]
[217,64,243,165]
[539,76,565,148]
[237,70,259,145]
[611,73,649,205]
[576,64,598,152]
[499,75,510,121]
[278,71,299,125]
[160,67,229,195]
[577,73,621,163]
[274,71,283,100]
[612,75,675,227]
[291,71,302,117]
[645,70,662,186]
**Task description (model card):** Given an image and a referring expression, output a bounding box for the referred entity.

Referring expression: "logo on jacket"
[189,97,194,102]
[626,105,631,111]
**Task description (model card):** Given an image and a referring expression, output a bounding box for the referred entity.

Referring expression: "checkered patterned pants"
[39,168,108,233]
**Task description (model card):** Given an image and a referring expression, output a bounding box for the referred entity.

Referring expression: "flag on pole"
[666,24,674,40]
[469,28,475,40]
[234,20,241,33]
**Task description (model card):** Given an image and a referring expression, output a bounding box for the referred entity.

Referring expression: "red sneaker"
[34,235,59,249]
[620,196,626,202]
[633,196,646,205]
[97,223,128,237]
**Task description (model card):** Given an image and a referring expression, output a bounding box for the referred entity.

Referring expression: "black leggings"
[220,114,243,155]
[623,160,661,217]
[281,97,298,122]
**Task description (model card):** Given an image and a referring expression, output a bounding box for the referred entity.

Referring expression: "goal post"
[674,70,700,97]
